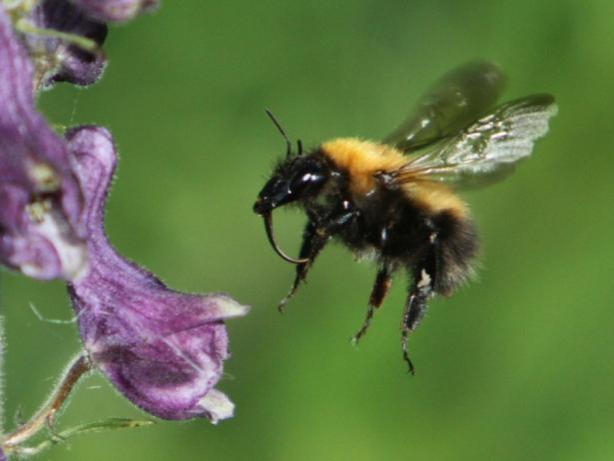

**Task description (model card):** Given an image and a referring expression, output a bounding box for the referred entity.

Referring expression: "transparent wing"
[383,61,507,153]
[388,94,557,188]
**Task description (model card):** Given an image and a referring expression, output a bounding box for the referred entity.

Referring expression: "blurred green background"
[2,0,613,459]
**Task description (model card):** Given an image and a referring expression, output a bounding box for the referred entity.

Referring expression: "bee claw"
[352,303,375,346]
[351,327,367,346]
[402,349,416,375]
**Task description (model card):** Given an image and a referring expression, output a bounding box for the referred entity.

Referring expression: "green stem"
[0,294,4,434]
[1,354,91,453]
[3,1,41,18]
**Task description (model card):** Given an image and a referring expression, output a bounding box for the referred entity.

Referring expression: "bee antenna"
[297,139,303,156]
[265,109,293,158]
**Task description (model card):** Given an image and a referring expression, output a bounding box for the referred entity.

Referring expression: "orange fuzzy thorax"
[321,138,468,217]
[321,138,407,194]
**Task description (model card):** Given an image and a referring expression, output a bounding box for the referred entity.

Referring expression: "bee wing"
[383,61,507,153]
[388,94,557,188]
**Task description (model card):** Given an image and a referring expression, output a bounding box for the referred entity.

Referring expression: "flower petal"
[0,4,87,280]
[66,126,248,421]
[198,389,235,424]
[68,0,158,23]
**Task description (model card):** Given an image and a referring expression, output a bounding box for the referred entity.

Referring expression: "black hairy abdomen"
[337,187,479,295]
[430,210,479,294]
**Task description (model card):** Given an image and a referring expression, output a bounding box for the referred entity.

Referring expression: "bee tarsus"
[352,262,394,345]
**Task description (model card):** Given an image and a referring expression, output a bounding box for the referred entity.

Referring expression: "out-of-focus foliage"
[4,0,612,459]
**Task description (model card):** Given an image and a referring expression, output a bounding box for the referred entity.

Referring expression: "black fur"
[254,149,479,371]
[296,150,479,295]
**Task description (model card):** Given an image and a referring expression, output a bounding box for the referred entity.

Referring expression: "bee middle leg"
[401,242,437,374]
[351,262,393,344]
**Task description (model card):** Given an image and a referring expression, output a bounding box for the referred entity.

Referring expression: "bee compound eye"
[290,167,326,196]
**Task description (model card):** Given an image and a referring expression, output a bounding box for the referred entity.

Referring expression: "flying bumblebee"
[253,61,557,373]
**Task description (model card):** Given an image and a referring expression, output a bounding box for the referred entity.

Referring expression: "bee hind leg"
[401,244,437,374]
[351,262,393,345]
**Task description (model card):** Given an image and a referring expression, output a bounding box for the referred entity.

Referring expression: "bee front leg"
[351,262,393,345]
[401,243,437,374]
[277,220,329,312]
[278,208,359,312]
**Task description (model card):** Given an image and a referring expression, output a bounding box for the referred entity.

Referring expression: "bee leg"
[278,221,329,312]
[351,263,393,345]
[401,247,437,374]
[278,208,359,312]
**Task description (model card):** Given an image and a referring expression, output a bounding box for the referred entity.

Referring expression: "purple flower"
[2,0,249,426]
[69,0,158,23]
[66,126,248,422]
[27,0,108,88]
[0,4,87,280]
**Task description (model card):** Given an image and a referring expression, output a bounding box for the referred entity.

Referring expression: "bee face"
[253,154,329,215]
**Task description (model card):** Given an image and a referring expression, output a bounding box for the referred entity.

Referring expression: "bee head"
[253,155,328,215]
[253,155,328,265]
[253,110,328,264]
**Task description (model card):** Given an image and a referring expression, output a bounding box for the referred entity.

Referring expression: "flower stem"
[2,353,91,450]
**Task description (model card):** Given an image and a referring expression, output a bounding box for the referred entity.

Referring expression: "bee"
[253,62,557,372]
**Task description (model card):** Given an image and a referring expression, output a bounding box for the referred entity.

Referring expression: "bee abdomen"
[432,211,479,295]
